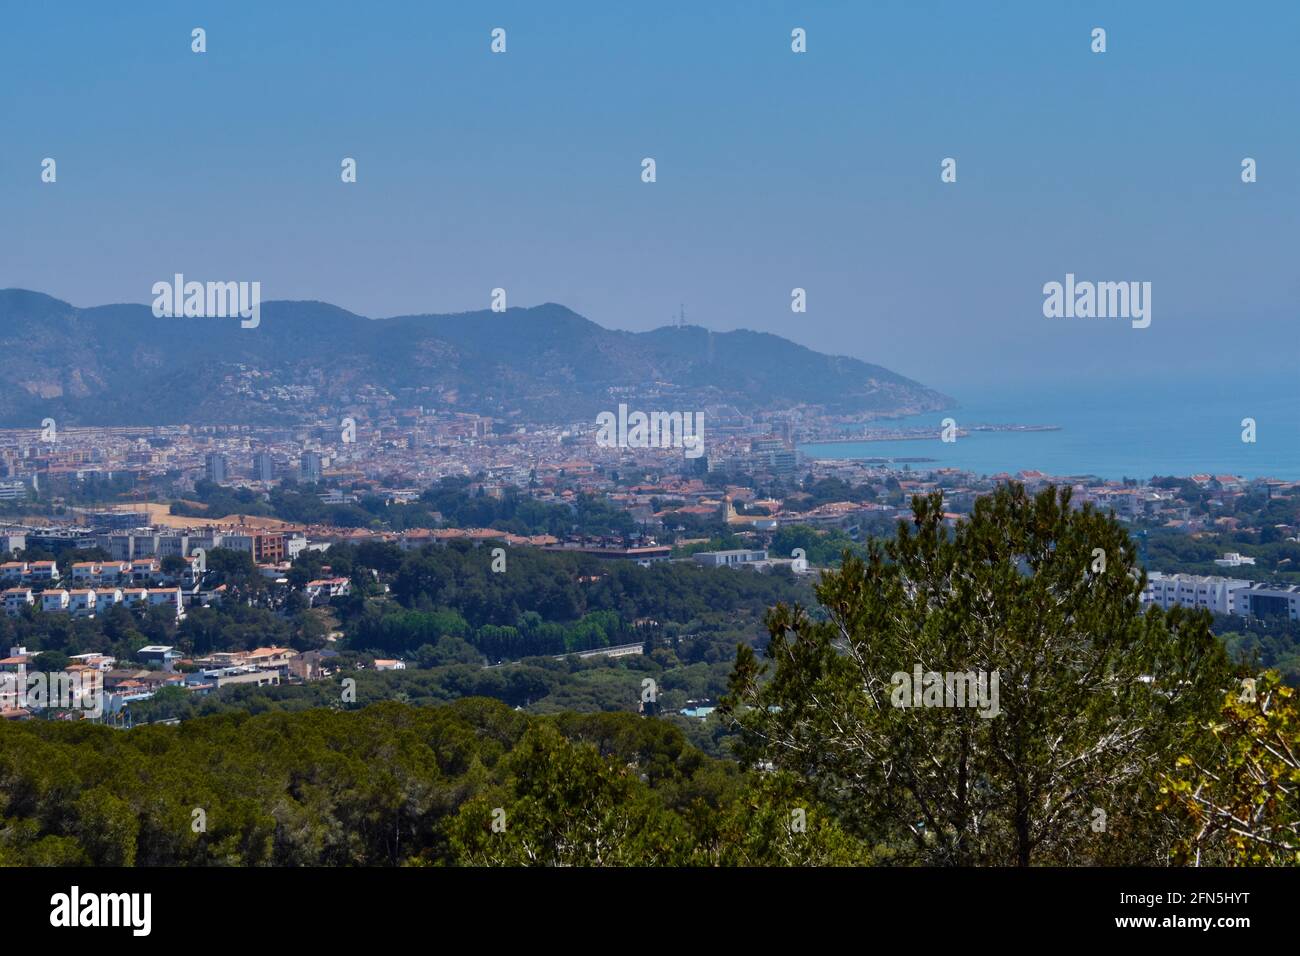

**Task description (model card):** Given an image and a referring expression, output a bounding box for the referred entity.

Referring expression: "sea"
[798,379,1300,481]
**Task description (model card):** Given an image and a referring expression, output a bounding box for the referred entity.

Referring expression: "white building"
[68,652,116,671]
[0,479,29,501]
[692,549,769,568]
[1233,582,1300,621]
[130,559,162,583]
[220,534,255,553]
[147,588,186,621]
[95,589,124,615]
[68,589,98,618]
[305,577,351,604]
[69,561,132,587]
[1142,572,1252,616]
[41,590,70,613]
[2,588,34,616]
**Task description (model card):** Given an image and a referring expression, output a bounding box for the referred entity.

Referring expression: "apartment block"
[1233,582,1300,621]
[1142,572,1252,616]
[41,590,70,613]
[2,588,34,616]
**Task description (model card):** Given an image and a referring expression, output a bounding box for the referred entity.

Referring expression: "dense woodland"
[0,701,867,866]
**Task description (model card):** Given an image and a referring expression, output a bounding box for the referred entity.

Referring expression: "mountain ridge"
[0,289,952,427]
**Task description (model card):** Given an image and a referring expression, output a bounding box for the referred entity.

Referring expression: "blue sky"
[2,1,1297,392]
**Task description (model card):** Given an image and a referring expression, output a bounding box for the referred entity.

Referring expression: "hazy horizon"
[5,1,1298,394]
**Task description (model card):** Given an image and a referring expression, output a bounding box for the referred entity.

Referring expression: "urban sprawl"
[2,409,1297,721]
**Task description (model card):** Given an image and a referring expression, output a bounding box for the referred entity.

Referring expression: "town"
[2,407,1299,726]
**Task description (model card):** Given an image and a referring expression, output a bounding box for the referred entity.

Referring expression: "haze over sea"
[799,378,1300,482]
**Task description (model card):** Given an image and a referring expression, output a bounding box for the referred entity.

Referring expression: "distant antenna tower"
[677,303,686,329]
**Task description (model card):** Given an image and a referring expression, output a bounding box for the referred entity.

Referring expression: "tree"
[56,547,111,575]
[1160,671,1300,865]
[724,484,1232,865]
[707,770,882,866]
[33,650,69,672]
[445,723,686,865]
[294,609,331,651]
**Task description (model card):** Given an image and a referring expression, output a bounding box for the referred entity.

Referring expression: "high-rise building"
[749,437,798,480]
[300,451,323,482]
[205,453,228,484]
[770,450,798,480]
[254,452,275,482]
[252,533,287,564]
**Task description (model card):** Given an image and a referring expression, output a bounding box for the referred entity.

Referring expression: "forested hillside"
[0,700,866,866]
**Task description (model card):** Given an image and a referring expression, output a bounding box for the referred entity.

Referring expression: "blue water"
[799,380,1300,481]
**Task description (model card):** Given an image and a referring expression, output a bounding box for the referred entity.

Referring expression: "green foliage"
[769,524,864,566]
[1160,671,1300,865]
[177,603,295,656]
[172,481,275,520]
[32,650,70,672]
[178,476,641,538]
[724,484,1233,865]
[1217,618,1300,685]
[56,547,111,575]
[1141,488,1300,587]
[447,722,689,865]
[798,476,877,509]
[0,699,855,867]
[362,540,810,660]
